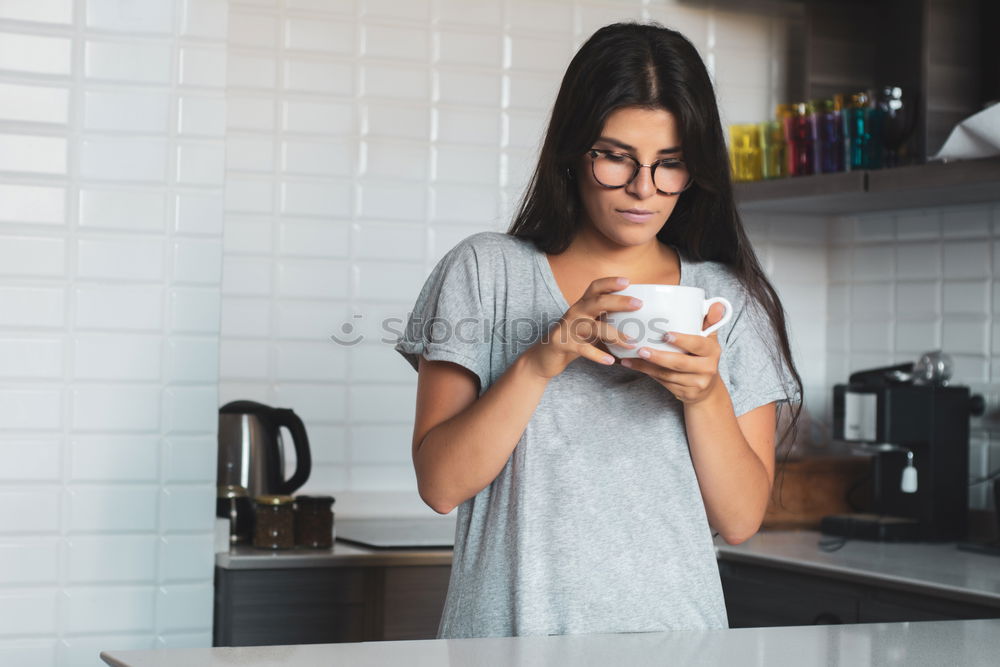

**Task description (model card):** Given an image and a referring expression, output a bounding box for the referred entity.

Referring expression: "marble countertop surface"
[218,539,453,568]
[714,530,1000,606]
[101,618,1000,667]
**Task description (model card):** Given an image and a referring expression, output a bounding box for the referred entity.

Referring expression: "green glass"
[758,121,785,179]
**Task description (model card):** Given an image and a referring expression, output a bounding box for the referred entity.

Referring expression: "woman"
[394,22,802,638]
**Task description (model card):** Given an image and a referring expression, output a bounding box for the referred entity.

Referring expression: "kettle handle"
[274,408,311,494]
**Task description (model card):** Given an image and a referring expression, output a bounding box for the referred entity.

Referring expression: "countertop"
[714,530,1000,608]
[100,618,1000,666]
[218,540,453,568]
[217,527,1000,608]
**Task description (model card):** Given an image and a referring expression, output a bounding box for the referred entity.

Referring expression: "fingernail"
[629,298,642,308]
[621,359,632,367]
[663,333,676,343]
[603,355,615,364]
[616,277,629,286]
[637,348,651,359]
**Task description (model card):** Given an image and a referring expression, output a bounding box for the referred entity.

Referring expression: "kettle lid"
[220,399,281,415]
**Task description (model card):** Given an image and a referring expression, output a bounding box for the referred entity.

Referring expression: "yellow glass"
[729,124,762,182]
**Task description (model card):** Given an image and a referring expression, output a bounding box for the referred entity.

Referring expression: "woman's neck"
[563,225,679,280]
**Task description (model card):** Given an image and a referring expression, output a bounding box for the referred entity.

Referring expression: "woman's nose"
[626,164,656,199]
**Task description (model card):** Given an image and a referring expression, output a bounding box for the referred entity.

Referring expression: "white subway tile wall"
[0,0,225,662]
[742,211,827,442]
[216,0,794,500]
[828,203,1000,511]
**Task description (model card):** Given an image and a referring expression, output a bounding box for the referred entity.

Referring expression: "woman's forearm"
[414,351,551,514]
[683,381,771,544]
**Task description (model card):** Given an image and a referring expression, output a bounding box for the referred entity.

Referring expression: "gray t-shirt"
[393,231,799,639]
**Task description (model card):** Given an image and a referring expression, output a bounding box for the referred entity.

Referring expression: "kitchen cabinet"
[719,560,860,626]
[213,564,451,646]
[858,586,1000,624]
[730,0,997,217]
[379,564,452,640]
[214,566,372,645]
[221,559,1000,642]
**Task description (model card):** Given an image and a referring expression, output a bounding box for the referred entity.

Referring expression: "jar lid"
[295,495,335,507]
[218,485,248,498]
[255,495,294,505]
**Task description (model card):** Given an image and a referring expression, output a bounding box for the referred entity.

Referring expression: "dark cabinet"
[718,559,1000,629]
[858,586,1000,623]
[213,564,451,646]
[380,565,452,640]
[718,560,859,627]
[217,555,1000,644]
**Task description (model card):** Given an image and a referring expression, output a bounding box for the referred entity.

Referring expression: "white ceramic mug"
[604,284,733,358]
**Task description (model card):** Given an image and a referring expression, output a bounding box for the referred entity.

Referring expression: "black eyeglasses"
[586,149,692,196]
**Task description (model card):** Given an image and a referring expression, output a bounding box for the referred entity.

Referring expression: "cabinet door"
[380,565,452,640]
[214,567,374,646]
[858,587,1000,623]
[718,560,860,628]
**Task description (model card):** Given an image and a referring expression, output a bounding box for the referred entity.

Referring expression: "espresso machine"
[821,353,984,542]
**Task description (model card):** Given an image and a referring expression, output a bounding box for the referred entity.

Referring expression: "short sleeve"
[719,295,801,418]
[393,236,493,394]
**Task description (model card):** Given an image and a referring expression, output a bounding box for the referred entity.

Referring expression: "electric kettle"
[216,400,312,498]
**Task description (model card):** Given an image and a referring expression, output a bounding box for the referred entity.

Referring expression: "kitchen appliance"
[334,518,457,549]
[216,400,312,499]
[822,357,984,542]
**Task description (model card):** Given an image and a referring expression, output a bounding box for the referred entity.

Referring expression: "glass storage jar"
[294,495,335,548]
[253,495,295,549]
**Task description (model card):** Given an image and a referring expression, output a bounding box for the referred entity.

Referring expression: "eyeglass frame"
[585,148,693,196]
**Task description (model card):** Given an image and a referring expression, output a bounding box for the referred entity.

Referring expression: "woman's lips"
[616,208,656,223]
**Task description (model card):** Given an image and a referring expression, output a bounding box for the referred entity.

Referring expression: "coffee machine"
[822,355,984,542]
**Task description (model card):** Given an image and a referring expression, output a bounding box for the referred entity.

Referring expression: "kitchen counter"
[217,541,452,569]
[714,530,1000,609]
[101,618,1000,666]
[217,528,1000,608]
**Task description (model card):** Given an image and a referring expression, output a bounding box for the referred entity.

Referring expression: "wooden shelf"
[735,157,1000,216]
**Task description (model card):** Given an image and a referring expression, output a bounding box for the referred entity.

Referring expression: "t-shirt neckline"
[533,243,686,313]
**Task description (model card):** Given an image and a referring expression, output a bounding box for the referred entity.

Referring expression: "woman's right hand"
[523,277,643,380]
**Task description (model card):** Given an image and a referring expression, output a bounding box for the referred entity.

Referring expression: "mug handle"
[701,297,733,337]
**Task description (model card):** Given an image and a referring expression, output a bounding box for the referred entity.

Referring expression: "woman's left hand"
[619,303,727,405]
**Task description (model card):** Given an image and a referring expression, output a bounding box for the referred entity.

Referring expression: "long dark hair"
[507,22,804,479]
